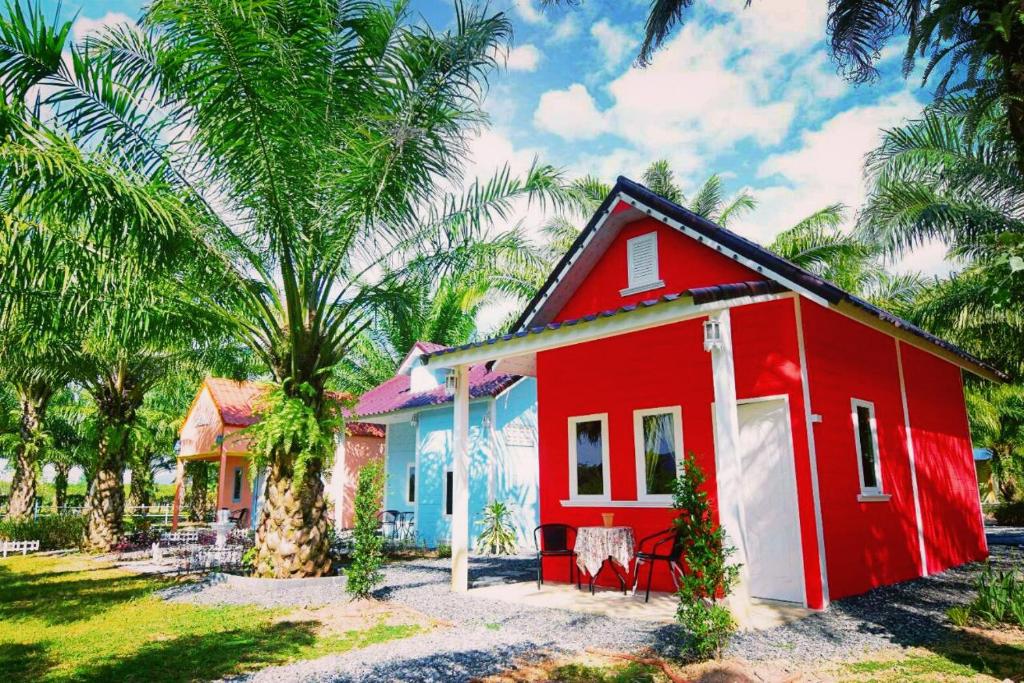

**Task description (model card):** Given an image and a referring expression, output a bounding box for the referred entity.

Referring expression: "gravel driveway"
[162,544,1023,682]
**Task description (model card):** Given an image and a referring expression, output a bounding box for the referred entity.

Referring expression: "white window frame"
[620,232,665,296]
[405,463,416,505]
[568,413,611,502]
[633,406,684,502]
[442,467,453,517]
[851,398,886,499]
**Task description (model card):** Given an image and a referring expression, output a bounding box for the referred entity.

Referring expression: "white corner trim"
[619,280,665,297]
[794,297,830,607]
[896,340,929,576]
[857,493,893,503]
[558,499,675,509]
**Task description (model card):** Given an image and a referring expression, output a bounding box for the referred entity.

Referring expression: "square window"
[568,415,610,500]
[634,407,683,500]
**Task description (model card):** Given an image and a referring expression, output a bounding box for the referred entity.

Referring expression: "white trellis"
[1,540,40,557]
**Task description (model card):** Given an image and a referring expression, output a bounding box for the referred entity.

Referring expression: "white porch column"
[451,364,470,592]
[708,310,751,609]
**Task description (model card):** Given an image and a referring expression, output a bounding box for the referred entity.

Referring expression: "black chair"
[533,524,581,590]
[396,511,415,542]
[632,527,686,602]
[377,509,399,539]
[229,507,249,530]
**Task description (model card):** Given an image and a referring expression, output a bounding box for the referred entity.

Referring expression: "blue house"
[354,342,539,549]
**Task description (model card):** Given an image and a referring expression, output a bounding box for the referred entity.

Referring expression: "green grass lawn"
[0,554,420,682]
[841,637,1024,682]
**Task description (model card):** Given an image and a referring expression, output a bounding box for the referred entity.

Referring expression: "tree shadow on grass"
[0,573,166,626]
[71,620,322,683]
[0,641,53,681]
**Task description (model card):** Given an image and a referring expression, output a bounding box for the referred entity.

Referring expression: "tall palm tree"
[0,0,569,575]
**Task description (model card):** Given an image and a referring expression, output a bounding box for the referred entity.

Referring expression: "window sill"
[560,499,675,508]
[857,493,891,503]
[619,280,665,297]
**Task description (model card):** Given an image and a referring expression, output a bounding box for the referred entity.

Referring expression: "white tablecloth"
[575,526,636,577]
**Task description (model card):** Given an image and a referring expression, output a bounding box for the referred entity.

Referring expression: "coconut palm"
[967,382,1024,501]
[0,0,569,575]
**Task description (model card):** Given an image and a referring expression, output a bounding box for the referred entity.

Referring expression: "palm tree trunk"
[83,374,143,551]
[128,452,155,509]
[6,382,52,519]
[253,457,331,578]
[186,461,210,522]
[53,461,70,512]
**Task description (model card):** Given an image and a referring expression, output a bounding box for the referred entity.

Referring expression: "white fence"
[1,540,40,557]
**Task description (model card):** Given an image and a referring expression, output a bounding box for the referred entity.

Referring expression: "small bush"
[992,501,1024,526]
[946,605,972,627]
[435,541,452,559]
[346,461,385,599]
[0,514,86,550]
[475,501,518,555]
[672,452,740,661]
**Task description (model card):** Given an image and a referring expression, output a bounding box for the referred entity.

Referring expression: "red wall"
[801,303,923,598]
[731,298,825,608]
[900,342,987,572]
[553,216,765,322]
[536,319,717,590]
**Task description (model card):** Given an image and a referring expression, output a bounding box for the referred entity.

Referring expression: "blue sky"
[50,0,942,274]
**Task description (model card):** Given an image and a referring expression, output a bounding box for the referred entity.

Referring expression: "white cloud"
[512,0,545,25]
[73,12,134,42]
[507,44,542,72]
[550,15,580,42]
[729,92,921,245]
[533,83,608,140]
[590,20,634,68]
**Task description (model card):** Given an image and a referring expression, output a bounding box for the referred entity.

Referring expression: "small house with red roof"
[353,341,539,549]
[173,377,384,530]
[423,176,996,610]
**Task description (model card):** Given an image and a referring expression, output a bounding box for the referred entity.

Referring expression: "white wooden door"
[737,398,805,604]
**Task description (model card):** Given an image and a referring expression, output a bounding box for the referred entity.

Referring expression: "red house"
[425,177,997,611]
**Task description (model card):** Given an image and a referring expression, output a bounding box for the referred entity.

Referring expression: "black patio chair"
[632,527,686,602]
[377,509,399,539]
[229,507,249,530]
[396,511,415,542]
[533,524,581,591]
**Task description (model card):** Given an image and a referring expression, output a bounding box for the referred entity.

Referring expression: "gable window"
[851,399,888,500]
[406,464,416,505]
[634,407,683,501]
[443,469,453,516]
[568,414,610,500]
[231,467,243,503]
[621,232,665,296]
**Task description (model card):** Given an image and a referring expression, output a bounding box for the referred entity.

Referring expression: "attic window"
[621,232,665,296]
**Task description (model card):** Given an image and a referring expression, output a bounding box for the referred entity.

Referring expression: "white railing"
[1,540,40,557]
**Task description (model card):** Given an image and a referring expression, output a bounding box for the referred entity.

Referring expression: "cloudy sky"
[51,0,940,266]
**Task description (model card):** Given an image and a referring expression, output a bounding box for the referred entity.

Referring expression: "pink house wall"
[337,435,386,528]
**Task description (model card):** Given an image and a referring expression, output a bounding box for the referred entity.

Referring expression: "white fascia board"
[425,292,786,370]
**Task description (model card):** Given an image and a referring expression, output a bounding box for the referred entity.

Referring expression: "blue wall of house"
[382,377,539,549]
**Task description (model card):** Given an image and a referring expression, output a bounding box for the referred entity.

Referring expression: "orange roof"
[195,377,384,437]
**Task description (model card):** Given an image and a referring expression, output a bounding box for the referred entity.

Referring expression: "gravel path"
[161,545,1023,682]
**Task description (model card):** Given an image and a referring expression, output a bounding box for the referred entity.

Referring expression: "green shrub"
[992,501,1024,526]
[946,605,972,627]
[345,461,385,599]
[475,501,518,555]
[0,514,86,550]
[435,541,452,559]
[672,452,740,661]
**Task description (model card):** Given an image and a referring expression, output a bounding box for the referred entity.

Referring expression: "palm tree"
[966,382,1024,501]
[0,0,568,575]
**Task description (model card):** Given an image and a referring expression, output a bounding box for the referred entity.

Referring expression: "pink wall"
[215,454,253,520]
[338,435,385,528]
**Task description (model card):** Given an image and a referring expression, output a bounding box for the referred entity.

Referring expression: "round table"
[575,526,636,593]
